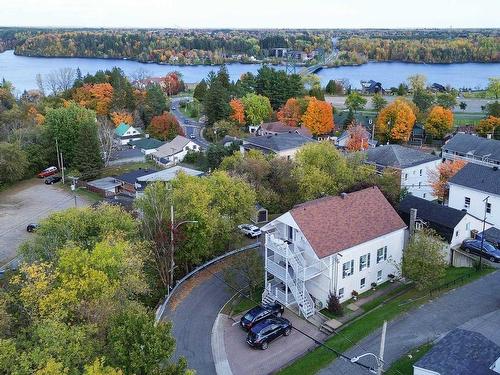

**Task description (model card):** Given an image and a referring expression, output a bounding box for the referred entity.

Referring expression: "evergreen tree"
[325,80,336,94]
[205,79,230,126]
[143,84,168,125]
[73,120,103,180]
[193,79,208,103]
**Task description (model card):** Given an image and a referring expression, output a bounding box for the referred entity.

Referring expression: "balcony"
[266,256,324,281]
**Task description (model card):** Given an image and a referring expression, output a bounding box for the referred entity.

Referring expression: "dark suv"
[45,176,62,185]
[240,303,284,331]
[461,239,500,262]
[246,317,292,350]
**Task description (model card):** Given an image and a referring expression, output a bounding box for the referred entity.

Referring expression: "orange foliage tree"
[27,106,45,125]
[162,72,183,96]
[346,123,370,151]
[73,83,114,115]
[425,106,454,139]
[301,98,334,135]
[277,98,303,127]
[376,99,416,143]
[476,116,500,137]
[146,112,184,141]
[428,160,467,201]
[229,99,245,125]
[111,111,134,126]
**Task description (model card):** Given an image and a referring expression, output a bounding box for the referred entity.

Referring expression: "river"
[0,50,498,93]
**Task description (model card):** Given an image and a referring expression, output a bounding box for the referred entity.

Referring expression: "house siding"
[401,159,441,201]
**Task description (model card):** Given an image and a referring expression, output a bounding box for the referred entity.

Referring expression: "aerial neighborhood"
[0,19,499,375]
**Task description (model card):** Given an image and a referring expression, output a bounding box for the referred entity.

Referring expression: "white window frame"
[377,246,387,263]
[464,197,470,209]
[359,254,370,271]
[338,288,344,299]
[342,260,354,279]
[466,222,471,231]
[377,270,382,282]
[360,277,366,289]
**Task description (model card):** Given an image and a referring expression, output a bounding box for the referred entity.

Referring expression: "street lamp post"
[479,196,490,270]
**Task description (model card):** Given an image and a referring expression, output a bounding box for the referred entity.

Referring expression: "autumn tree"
[425,106,454,139]
[376,99,416,143]
[229,98,245,125]
[476,116,500,138]
[345,92,367,113]
[147,112,184,141]
[277,98,303,127]
[487,77,500,99]
[301,98,334,135]
[346,123,370,152]
[241,93,272,125]
[73,83,114,115]
[428,160,467,201]
[111,111,133,126]
[407,74,427,92]
[162,72,184,96]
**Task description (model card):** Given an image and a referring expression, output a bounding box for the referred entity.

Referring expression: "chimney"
[340,192,348,199]
[487,134,492,139]
[409,208,417,238]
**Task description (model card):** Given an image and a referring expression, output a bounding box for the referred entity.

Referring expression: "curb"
[211,313,233,375]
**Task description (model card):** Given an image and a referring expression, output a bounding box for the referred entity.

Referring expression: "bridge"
[298,37,338,76]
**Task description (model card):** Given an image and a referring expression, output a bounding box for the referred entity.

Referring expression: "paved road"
[319,270,500,375]
[164,271,231,375]
[0,179,89,267]
[171,97,210,149]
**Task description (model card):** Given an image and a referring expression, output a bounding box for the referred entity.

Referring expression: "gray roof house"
[240,133,315,159]
[442,133,500,167]
[135,166,204,194]
[414,329,500,375]
[449,163,500,197]
[151,135,202,166]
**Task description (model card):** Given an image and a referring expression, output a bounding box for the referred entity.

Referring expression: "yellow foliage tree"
[111,112,134,126]
[425,106,454,139]
[376,98,416,143]
[301,98,334,135]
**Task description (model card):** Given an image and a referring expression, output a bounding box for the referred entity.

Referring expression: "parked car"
[246,317,292,350]
[240,303,284,331]
[238,224,262,238]
[172,106,176,110]
[37,166,58,178]
[190,134,196,139]
[26,223,39,233]
[44,176,62,185]
[461,239,500,263]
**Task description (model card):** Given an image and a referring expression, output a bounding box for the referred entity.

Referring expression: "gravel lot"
[0,179,89,265]
[224,312,326,375]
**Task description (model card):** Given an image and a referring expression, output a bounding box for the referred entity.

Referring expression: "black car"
[45,176,62,185]
[461,239,500,262]
[246,317,292,350]
[240,302,284,331]
[26,223,39,233]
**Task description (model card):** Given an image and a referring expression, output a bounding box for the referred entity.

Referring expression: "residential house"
[114,168,157,195]
[135,166,203,195]
[334,128,377,149]
[240,133,315,159]
[448,163,500,228]
[253,121,313,138]
[398,195,489,262]
[441,133,500,167]
[365,145,441,200]
[414,329,500,375]
[128,138,165,155]
[261,187,406,318]
[114,123,143,145]
[360,80,384,94]
[84,177,122,197]
[151,135,202,167]
[477,227,500,248]
[108,148,145,166]
[430,82,447,92]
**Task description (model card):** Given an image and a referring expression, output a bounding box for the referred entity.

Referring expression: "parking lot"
[223,311,326,375]
[0,179,89,265]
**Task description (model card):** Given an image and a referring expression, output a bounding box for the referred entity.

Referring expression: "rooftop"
[243,133,315,153]
[128,138,165,150]
[259,121,313,137]
[136,165,203,183]
[443,133,500,163]
[449,163,500,196]
[290,187,407,259]
[114,168,158,185]
[154,135,192,157]
[86,177,122,191]
[415,329,500,375]
[365,144,440,169]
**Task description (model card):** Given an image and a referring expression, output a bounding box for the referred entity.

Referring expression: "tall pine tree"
[73,120,103,180]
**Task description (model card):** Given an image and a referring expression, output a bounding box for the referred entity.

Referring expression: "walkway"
[319,270,500,374]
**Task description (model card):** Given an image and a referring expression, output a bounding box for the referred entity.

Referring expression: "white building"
[365,144,441,200]
[135,166,203,196]
[114,123,143,145]
[151,135,202,167]
[442,133,500,168]
[448,163,500,228]
[261,187,406,318]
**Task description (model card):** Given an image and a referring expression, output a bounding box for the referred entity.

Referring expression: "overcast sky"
[1,0,499,29]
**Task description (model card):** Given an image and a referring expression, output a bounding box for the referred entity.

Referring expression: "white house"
[135,165,203,196]
[151,135,202,167]
[240,133,315,160]
[365,144,441,200]
[441,133,500,168]
[261,187,406,318]
[114,123,143,145]
[448,163,500,228]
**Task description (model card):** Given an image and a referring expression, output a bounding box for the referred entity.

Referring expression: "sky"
[1,0,499,29]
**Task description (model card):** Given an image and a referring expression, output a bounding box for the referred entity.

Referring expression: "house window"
[456,230,459,237]
[423,193,426,198]
[404,173,408,180]
[360,278,366,289]
[359,253,370,271]
[464,197,470,209]
[377,270,382,282]
[342,260,354,279]
[418,182,422,188]
[466,222,471,231]
[377,247,387,263]
[338,288,344,299]
[419,169,423,176]
[287,226,294,241]
[486,203,492,214]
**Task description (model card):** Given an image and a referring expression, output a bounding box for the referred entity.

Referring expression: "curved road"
[171,97,210,149]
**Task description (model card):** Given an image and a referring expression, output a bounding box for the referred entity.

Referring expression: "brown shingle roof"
[260,121,313,137]
[290,187,406,258]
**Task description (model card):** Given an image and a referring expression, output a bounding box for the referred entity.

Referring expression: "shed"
[85,177,121,197]
[252,204,268,224]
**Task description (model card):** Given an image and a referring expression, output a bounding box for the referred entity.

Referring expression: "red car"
[37,166,58,178]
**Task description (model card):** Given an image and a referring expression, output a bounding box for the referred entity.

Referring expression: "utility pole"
[60,152,65,184]
[55,138,61,171]
[479,196,490,270]
[377,321,387,375]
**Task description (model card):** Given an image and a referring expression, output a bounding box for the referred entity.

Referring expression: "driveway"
[224,312,326,375]
[319,270,500,375]
[0,179,89,266]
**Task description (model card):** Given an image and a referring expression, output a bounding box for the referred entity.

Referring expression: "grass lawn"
[278,267,493,375]
[100,161,158,177]
[385,342,433,375]
[227,285,264,316]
